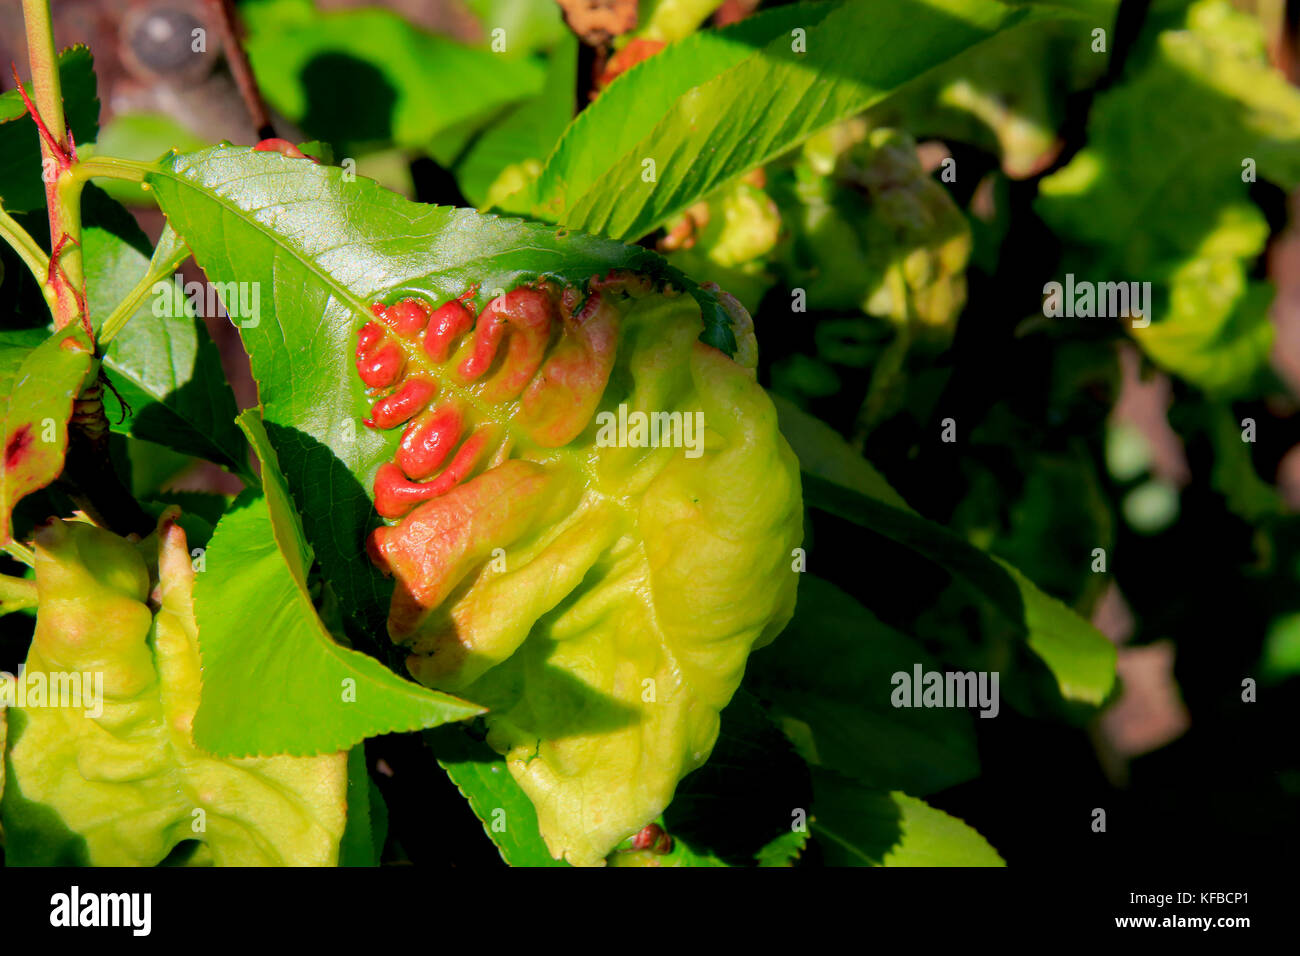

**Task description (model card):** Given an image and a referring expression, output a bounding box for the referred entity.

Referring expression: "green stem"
[17,2,153,540]
[97,278,155,346]
[2,541,35,568]
[19,0,64,142]
[66,157,160,345]
[21,0,84,332]
[70,155,156,186]
[0,570,38,610]
[0,205,56,309]
[99,232,189,345]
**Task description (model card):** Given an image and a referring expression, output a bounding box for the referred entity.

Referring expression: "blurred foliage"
[1039,0,1300,395]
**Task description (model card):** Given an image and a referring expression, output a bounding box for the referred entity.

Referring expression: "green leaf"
[459,33,578,208]
[1,518,348,865]
[0,46,99,214]
[148,147,801,865]
[1129,208,1275,396]
[636,0,729,42]
[1204,402,1284,522]
[1261,613,1300,683]
[950,438,1113,612]
[80,185,248,470]
[338,746,387,866]
[465,0,569,55]
[812,768,1004,866]
[786,378,1114,701]
[869,13,1112,178]
[145,146,738,635]
[0,329,46,350]
[0,325,94,545]
[0,677,6,804]
[746,576,980,795]
[532,1,813,221]
[1040,1,1300,264]
[804,474,1116,704]
[426,724,567,867]
[1036,1,1300,394]
[755,828,809,867]
[527,0,1058,240]
[773,394,911,511]
[242,0,544,152]
[120,435,190,499]
[191,411,482,758]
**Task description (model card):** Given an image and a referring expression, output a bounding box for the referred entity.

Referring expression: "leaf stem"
[96,279,155,346]
[0,204,56,310]
[98,229,190,345]
[70,155,156,186]
[2,541,35,568]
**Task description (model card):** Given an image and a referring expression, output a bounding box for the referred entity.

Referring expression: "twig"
[203,0,275,140]
[17,1,87,334]
[18,0,152,538]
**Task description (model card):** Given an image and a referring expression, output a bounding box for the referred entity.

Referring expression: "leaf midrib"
[152,159,596,478]
[151,161,378,338]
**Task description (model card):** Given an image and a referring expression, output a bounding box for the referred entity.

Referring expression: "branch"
[203,0,276,139]
[17,0,151,538]
[19,0,87,335]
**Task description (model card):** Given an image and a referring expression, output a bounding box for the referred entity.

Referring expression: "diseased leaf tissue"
[2,0,1291,873]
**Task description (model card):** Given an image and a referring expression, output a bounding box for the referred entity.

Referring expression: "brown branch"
[203,0,275,140]
[554,0,637,46]
[556,0,637,108]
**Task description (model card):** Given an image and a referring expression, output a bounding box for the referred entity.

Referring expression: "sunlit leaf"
[1,517,348,865]
[812,768,1004,866]
[191,412,482,757]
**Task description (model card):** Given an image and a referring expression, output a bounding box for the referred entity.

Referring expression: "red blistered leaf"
[0,327,94,544]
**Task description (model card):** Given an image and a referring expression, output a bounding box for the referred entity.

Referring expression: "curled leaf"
[144,146,799,865]
[359,278,803,865]
[0,517,347,866]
